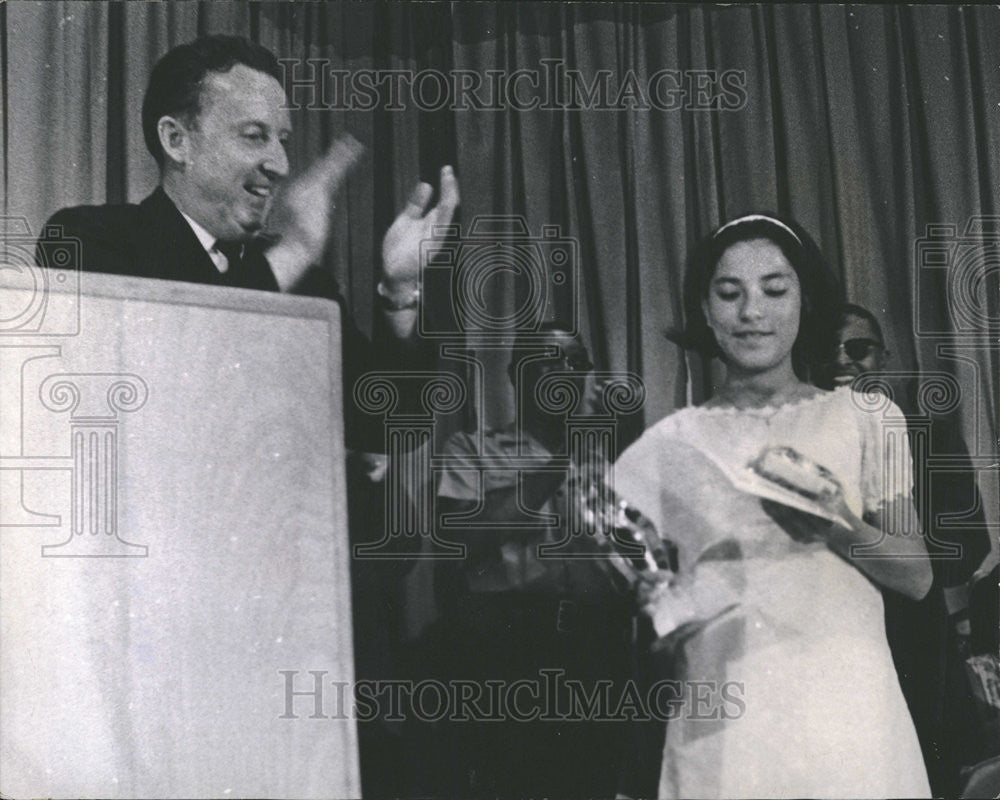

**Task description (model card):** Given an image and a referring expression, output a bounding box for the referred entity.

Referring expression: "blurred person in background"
[825,302,998,792]
[429,323,640,798]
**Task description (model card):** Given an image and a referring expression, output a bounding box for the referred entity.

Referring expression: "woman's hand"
[759,450,855,543]
[761,500,838,544]
[637,558,744,653]
[635,569,672,609]
[636,571,705,652]
[636,573,691,655]
[764,481,933,601]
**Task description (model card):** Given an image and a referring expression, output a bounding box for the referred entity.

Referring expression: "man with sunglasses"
[828,303,995,795]
[426,323,636,798]
[828,303,889,386]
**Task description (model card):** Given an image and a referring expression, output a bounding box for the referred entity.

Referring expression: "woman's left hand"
[761,492,853,544]
[759,453,856,543]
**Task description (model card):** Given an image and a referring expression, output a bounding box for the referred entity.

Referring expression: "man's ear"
[157,115,192,166]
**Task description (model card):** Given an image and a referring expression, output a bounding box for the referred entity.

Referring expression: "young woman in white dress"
[615,214,932,798]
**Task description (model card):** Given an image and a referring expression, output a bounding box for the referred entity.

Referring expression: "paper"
[725,466,852,529]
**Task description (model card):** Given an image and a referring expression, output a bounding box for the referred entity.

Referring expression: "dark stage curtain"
[4,2,997,617]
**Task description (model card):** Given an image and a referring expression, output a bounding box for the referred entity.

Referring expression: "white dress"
[614,387,931,799]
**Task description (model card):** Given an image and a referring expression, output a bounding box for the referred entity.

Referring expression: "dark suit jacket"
[38,187,420,451]
[41,186,283,290]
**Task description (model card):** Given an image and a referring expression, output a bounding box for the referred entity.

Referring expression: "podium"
[0,271,359,798]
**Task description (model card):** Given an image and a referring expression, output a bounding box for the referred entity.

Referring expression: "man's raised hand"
[380,165,460,298]
[267,134,365,291]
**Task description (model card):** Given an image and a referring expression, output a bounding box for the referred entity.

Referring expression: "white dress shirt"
[179,211,234,273]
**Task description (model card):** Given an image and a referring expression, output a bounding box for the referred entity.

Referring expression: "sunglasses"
[832,338,883,361]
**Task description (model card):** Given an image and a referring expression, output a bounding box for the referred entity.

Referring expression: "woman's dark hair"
[142,35,283,168]
[670,213,844,381]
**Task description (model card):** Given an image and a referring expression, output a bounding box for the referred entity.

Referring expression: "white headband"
[714,214,802,246]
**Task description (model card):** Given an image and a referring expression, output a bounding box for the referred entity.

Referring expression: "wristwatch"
[376,280,421,311]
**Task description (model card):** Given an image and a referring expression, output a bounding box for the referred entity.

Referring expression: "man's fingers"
[433,165,460,225]
[404,182,434,218]
[402,166,460,223]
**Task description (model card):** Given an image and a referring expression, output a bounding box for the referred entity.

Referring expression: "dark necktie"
[214,240,244,275]
[213,239,279,291]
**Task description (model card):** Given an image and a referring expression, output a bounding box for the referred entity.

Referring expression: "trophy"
[575,463,678,592]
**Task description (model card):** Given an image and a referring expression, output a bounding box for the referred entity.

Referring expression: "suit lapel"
[137,188,221,284]
[137,188,278,291]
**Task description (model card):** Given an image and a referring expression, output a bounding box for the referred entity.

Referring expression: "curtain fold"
[4,1,997,538]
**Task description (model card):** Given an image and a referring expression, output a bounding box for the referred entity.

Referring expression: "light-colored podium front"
[0,271,359,798]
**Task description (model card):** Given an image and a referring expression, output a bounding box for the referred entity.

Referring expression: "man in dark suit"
[37,34,458,451]
[38,34,457,349]
[37,37,455,796]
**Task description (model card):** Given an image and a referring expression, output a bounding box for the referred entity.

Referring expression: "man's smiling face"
[178,63,291,241]
[831,313,885,386]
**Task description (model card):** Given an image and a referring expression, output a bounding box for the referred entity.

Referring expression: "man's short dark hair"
[839,302,885,345]
[142,35,282,168]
